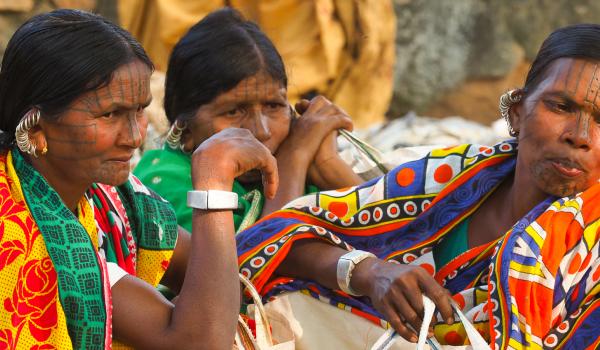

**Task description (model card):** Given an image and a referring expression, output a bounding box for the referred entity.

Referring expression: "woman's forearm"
[167,177,240,348]
[277,240,345,289]
[261,152,309,216]
[277,240,378,297]
[310,155,363,190]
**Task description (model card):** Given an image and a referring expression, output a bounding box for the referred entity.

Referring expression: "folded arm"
[112,128,278,349]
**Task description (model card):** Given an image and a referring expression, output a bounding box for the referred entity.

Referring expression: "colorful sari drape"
[237,141,600,349]
[0,149,178,349]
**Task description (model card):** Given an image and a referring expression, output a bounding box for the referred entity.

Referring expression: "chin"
[95,170,131,187]
[542,181,585,198]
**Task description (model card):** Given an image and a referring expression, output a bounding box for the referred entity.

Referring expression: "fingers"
[369,263,452,344]
[423,281,454,324]
[419,270,455,325]
[192,128,279,192]
[380,300,418,342]
[297,95,354,132]
[388,289,420,342]
[294,99,310,115]
[260,151,279,199]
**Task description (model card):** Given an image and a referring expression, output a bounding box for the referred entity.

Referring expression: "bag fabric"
[238,274,295,350]
[262,291,475,350]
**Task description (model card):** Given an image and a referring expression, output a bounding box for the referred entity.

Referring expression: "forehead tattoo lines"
[584,64,600,107]
[558,62,600,142]
[233,74,282,102]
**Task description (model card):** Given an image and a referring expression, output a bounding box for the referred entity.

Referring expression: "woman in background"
[134,8,362,233]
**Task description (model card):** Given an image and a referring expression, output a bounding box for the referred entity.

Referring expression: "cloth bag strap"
[237,273,275,349]
[371,295,491,350]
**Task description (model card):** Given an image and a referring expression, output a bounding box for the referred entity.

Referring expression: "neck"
[504,169,550,224]
[28,156,88,213]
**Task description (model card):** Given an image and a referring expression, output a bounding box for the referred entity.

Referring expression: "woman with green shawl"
[134,8,362,233]
[0,9,276,349]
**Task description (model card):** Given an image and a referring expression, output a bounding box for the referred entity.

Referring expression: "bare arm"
[112,128,278,349]
[158,227,190,294]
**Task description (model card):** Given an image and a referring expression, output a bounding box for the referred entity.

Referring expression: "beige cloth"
[259,292,413,349]
[118,0,396,127]
[260,292,474,350]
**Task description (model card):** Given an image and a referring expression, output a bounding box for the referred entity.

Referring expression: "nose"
[119,112,144,148]
[245,109,271,142]
[563,111,593,150]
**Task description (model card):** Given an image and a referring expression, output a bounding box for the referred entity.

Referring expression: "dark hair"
[524,24,600,95]
[164,7,287,124]
[0,9,153,148]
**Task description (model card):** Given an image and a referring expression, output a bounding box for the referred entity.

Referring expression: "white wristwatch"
[336,250,376,296]
[186,190,239,210]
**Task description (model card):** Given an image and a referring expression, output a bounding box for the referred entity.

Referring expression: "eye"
[546,99,574,113]
[266,102,283,110]
[225,107,245,118]
[100,112,114,119]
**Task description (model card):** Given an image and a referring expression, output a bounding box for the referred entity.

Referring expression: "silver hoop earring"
[166,120,186,150]
[15,109,41,157]
[499,89,522,137]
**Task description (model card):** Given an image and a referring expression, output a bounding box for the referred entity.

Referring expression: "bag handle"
[338,129,389,174]
[371,295,491,350]
[239,273,274,347]
[417,295,491,350]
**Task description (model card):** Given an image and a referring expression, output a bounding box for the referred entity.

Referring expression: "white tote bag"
[371,296,492,350]
[262,292,491,350]
[236,274,295,350]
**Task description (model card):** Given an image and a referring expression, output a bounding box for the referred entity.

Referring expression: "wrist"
[348,256,378,297]
[187,190,238,210]
[275,143,312,167]
[191,154,235,190]
[336,250,377,296]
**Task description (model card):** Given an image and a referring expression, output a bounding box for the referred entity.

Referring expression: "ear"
[179,127,195,153]
[28,121,48,155]
[508,89,525,136]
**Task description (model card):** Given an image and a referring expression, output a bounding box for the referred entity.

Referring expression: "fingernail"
[446,317,453,325]
[410,335,418,342]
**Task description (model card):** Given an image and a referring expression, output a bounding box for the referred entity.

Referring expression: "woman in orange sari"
[237,24,600,349]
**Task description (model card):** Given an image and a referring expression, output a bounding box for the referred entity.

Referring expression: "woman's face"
[183,70,291,156]
[512,57,600,197]
[35,60,151,187]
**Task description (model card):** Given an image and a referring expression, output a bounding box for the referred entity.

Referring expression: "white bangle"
[336,250,375,296]
[186,190,238,210]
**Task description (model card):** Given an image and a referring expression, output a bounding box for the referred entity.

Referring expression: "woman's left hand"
[295,98,363,190]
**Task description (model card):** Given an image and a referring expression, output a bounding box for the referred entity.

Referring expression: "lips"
[107,155,133,162]
[549,158,584,178]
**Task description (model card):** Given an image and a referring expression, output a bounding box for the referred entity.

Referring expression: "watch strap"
[336,249,376,296]
[186,190,238,210]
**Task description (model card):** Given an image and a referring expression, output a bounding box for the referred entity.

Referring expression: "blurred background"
[1,0,600,153]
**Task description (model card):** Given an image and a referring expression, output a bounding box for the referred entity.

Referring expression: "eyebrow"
[103,97,153,111]
[543,90,600,113]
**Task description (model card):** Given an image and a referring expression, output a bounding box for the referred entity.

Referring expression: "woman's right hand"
[352,258,455,342]
[276,96,353,167]
[191,128,279,198]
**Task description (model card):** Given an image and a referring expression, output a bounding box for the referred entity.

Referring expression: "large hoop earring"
[499,89,522,137]
[15,109,41,157]
[165,120,186,150]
